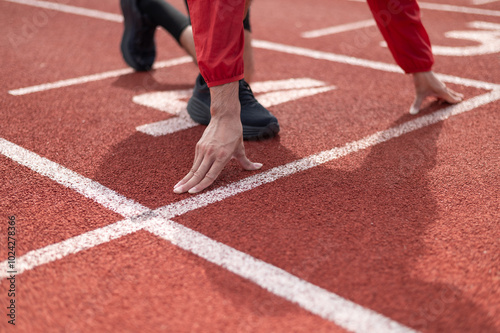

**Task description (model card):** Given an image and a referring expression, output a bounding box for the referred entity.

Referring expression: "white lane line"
[0,216,158,278]
[257,86,336,108]
[0,138,148,218]
[250,78,328,93]
[302,19,376,39]
[133,89,192,114]
[8,56,192,96]
[1,90,498,330]
[136,112,197,136]
[253,39,500,90]
[348,0,500,17]
[145,218,418,333]
[4,0,123,22]
[433,73,500,91]
[472,0,499,4]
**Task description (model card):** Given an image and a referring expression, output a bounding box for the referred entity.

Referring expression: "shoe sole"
[187,96,280,140]
[120,0,150,71]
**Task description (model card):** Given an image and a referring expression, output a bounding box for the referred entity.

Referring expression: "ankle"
[180,26,197,63]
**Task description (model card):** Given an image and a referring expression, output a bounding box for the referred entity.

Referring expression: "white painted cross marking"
[380,21,500,56]
[432,21,500,56]
[135,78,336,137]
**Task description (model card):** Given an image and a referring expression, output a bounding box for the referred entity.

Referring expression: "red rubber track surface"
[1,0,499,332]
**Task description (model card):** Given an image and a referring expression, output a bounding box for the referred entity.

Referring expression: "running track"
[1,0,499,332]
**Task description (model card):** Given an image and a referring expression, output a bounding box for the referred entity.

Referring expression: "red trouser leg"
[186,0,245,87]
[367,0,434,73]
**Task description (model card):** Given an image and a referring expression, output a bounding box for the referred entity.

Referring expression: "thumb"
[233,144,263,171]
[410,92,426,115]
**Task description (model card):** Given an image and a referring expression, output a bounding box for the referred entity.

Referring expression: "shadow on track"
[194,109,497,332]
[93,98,497,332]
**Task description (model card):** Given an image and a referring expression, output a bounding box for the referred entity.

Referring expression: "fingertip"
[443,88,464,104]
[188,187,199,194]
[454,93,464,103]
[173,186,184,194]
[409,105,419,115]
[242,161,263,171]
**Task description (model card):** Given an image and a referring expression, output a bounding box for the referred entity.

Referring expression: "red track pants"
[186,0,434,87]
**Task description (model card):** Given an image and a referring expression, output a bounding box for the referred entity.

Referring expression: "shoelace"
[239,80,258,106]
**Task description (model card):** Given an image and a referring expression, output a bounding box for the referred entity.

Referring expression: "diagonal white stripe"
[2,216,157,277]
[253,40,500,90]
[8,57,192,96]
[0,139,149,218]
[4,0,123,22]
[472,0,499,4]
[302,19,376,39]
[136,110,198,136]
[146,218,418,333]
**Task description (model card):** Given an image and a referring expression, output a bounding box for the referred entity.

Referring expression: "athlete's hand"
[174,81,262,194]
[410,71,464,115]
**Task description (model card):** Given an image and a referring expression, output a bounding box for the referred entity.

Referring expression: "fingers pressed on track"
[187,158,227,194]
[439,87,464,104]
[174,156,215,194]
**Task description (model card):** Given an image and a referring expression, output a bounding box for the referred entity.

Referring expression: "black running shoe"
[120,0,157,71]
[187,74,280,140]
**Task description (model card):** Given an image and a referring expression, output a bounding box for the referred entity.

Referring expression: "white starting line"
[3,0,500,332]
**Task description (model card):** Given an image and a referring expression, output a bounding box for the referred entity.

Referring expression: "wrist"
[210,81,240,120]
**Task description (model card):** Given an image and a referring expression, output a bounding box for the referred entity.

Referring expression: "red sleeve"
[367,0,434,73]
[186,0,245,87]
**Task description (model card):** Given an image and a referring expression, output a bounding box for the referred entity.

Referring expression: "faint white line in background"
[8,57,192,96]
[471,0,499,5]
[302,19,376,38]
[4,0,123,22]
